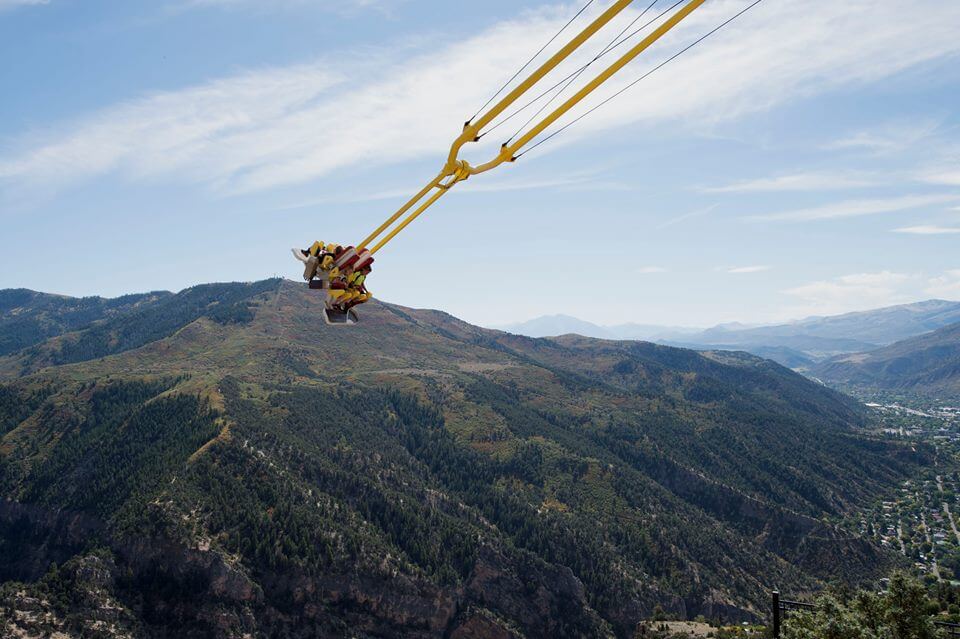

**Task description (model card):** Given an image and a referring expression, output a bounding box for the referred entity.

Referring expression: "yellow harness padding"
[308,240,325,257]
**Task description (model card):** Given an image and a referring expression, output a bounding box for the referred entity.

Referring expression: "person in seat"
[342,266,372,310]
[292,242,373,318]
[292,241,340,282]
[327,264,371,311]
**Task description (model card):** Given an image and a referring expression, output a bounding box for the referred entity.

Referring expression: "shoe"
[303,256,319,281]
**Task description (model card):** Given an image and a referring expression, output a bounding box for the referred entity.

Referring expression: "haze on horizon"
[1,0,959,328]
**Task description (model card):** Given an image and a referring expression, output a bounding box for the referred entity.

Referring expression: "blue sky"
[1,0,959,327]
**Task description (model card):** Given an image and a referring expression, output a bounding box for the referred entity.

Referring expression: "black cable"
[507,0,661,144]
[469,0,596,124]
[479,0,684,140]
[517,0,767,158]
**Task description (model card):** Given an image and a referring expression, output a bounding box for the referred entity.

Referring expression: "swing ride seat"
[323,308,360,325]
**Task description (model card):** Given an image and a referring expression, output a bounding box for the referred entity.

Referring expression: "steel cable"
[506,0,662,144]
[469,0,596,124]
[516,0,767,158]
[479,0,685,139]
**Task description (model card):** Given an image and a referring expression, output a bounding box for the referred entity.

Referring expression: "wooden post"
[772,591,781,638]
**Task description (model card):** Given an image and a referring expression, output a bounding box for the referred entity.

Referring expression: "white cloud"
[781,270,960,317]
[926,270,960,299]
[782,271,916,316]
[0,0,49,11]
[893,225,960,235]
[703,172,877,194]
[747,194,960,222]
[0,64,348,190]
[3,0,960,194]
[726,265,770,274]
[637,266,668,274]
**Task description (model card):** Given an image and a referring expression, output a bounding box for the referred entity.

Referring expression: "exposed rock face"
[115,537,262,604]
[0,553,139,639]
[259,570,458,636]
[464,545,609,637]
[450,611,521,639]
[0,504,610,638]
[0,499,102,583]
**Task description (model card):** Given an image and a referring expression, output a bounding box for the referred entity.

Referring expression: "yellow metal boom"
[359,0,708,256]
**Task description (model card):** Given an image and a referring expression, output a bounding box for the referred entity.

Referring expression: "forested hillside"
[0,280,923,638]
[813,322,960,398]
[0,288,170,357]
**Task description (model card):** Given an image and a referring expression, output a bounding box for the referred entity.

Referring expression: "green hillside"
[813,322,960,399]
[0,288,171,358]
[0,281,921,638]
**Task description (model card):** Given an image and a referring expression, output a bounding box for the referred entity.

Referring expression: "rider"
[293,242,372,313]
[293,242,340,282]
[343,266,372,309]
[328,264,371,312]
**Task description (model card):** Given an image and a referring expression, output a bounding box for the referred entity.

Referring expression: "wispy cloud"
[3,0,960,195]
[746,194,960,222]
[637,266,668,274]
[657,204,717,229]
[0,0,49,11]
[174,0,393,16]
[725,265,770,274]
[703,172,878,194]
[275,168,609,210]
[824,119,942,154]
[893,225,960,235]
[918,168,960,187]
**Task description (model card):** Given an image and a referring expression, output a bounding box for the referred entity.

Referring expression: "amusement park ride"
[292,0,763,324]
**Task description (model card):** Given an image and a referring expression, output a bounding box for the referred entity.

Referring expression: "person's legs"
[302,255,319,281]
[328,288,346,307]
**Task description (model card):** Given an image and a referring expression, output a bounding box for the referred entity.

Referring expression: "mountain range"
[498,300,960,368]
[0,280,921,638]
[812,321,960,399]
[491,315,698,342]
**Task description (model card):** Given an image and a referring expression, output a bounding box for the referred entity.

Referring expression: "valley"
[848,392,960,588]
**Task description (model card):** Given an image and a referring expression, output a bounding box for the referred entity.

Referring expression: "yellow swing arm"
[358,0,708,256]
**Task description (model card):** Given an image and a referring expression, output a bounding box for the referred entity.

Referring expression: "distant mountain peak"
[491,299,960,369]
[492,314,613,339]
